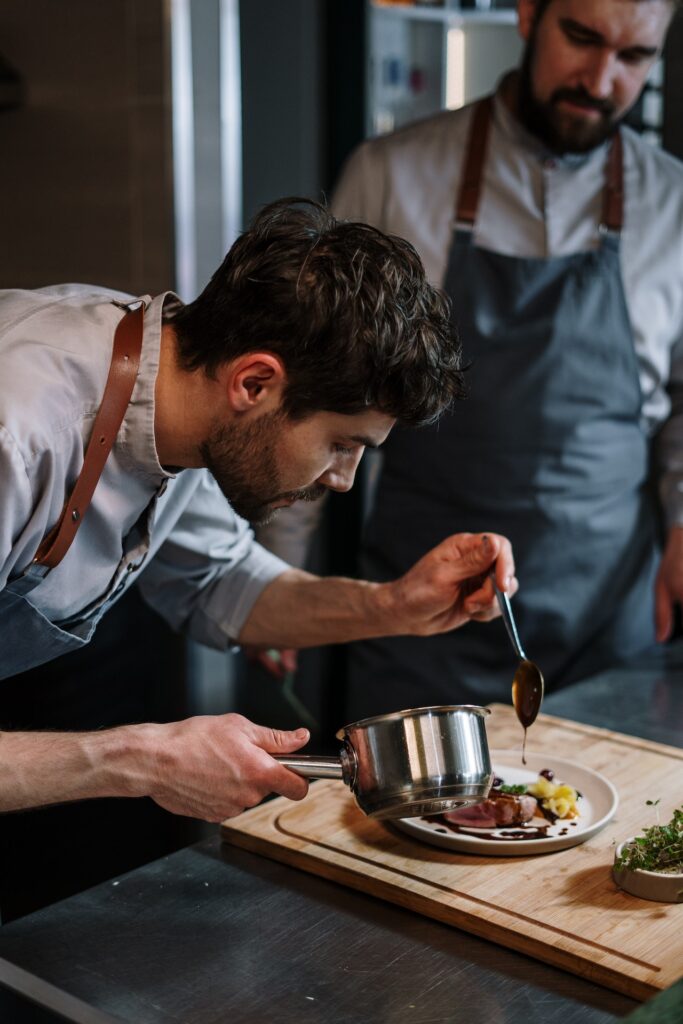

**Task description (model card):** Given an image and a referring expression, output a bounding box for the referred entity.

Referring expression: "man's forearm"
[0,725,154,812]
[237,569,393,649]
[0,714,312,821]
[237,533,518,650]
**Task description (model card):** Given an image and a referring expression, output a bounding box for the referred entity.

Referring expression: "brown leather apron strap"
[455,96,494,227]
[32,304,145,570]
[455,96,623,236]
[601,129,624,233]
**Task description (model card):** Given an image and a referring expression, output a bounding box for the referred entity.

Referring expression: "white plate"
[393,750,619,856]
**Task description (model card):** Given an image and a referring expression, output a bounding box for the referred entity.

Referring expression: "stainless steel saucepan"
[276,704,493,819]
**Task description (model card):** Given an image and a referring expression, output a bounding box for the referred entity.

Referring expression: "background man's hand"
[385,532,517,636]
[243,646,298,679]
[655,526,683,643]
[141,714,309,822]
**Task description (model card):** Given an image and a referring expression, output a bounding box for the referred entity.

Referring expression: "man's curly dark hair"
[167,197,465,427]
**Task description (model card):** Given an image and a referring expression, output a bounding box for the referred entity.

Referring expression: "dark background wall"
[241,0,365,221]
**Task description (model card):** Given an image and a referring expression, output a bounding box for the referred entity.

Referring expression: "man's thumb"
[261,726,310,754]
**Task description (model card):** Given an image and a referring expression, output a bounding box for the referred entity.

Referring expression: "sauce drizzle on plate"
[427,816,553,841]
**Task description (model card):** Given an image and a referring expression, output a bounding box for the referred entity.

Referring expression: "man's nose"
[581,51,617,100]
[319,451,364,493]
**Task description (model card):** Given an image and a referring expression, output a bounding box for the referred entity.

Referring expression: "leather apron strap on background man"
[347,97,660,719]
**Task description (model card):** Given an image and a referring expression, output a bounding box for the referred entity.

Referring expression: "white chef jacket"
[0,285,289,648]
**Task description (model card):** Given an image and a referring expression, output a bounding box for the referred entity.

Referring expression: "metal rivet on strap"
[72,509,80,522]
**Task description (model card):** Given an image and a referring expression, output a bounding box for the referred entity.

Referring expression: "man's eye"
[334,444,355,455]
[565,29,594,47]
[620,50,651,66]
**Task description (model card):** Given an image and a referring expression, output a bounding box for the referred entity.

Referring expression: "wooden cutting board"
[221,704,683,1001]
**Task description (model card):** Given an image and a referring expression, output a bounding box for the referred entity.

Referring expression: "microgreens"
[616,806,683,874]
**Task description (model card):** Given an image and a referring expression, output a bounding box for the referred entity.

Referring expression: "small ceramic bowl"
[613,840,683,903]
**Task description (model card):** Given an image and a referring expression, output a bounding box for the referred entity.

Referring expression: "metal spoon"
[490,575,544,759]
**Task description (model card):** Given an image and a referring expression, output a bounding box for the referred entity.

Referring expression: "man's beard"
[200,409,326,525]
[517,34,621,154]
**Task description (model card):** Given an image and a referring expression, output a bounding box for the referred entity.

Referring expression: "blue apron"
[0,301,145,680]
[347,99,659,719]
[0,514,151,679]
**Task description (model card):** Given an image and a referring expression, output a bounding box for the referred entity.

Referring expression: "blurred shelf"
[370,2,517,25]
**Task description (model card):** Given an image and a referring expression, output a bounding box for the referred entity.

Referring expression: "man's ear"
[517,0,537,42]
[220,352,287,414]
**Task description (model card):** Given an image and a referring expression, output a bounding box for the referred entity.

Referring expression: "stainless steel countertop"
[0,641,681,1024]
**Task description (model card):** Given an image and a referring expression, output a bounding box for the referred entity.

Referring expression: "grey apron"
[347,98,659,719]
[0,302,145,679]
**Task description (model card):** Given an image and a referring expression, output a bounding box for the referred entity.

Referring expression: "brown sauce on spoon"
[512,659,545,764]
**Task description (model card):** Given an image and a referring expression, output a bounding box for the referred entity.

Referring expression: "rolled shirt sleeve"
[137,471,290,649]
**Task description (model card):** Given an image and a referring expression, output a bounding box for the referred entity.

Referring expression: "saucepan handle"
[274,755,343,779]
